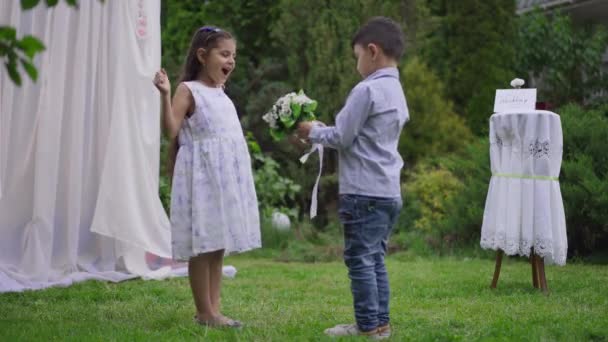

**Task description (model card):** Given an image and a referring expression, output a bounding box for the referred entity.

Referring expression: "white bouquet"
[262,90,323,219]
[262,90,317,141]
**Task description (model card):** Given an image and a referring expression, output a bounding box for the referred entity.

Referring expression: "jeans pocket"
[338,208,354,223]
[339,195,358,223]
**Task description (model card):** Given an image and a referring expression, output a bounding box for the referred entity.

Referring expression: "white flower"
[293,94,312,105]
[264,90,317,134]
[279,93,296,104]
[510,78,525,88]
[279,100,292,115]
[262,112,278,128]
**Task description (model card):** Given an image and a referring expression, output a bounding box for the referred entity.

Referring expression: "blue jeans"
[338,194,402,332]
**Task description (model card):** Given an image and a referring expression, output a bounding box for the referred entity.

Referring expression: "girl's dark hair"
[178,26,234,83]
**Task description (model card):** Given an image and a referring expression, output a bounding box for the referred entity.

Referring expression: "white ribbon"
[299,143,324,218]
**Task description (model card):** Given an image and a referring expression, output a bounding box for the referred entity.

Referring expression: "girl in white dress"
[153,26,261,328]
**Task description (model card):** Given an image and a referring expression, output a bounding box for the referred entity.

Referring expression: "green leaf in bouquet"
[280,114,296,128]
[290,102,302,120]
[303,100,317,113]
[302,112,316,121]
[269,128,286,141]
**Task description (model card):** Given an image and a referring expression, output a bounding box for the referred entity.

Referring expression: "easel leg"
[531,250,539,289]
[537,254,549,294]
[491,250,503,288]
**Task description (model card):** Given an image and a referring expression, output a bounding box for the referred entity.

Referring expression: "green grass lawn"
[1,254,607,341]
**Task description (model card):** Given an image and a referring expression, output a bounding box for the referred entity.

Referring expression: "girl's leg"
[209,249,242,326]
[189,253,216,321]
[208,249,225,315]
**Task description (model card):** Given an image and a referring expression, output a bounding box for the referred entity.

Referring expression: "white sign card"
[493,88,537,113]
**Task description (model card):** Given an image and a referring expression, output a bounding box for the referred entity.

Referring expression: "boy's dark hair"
[179,26,234,83]
[351,17,404,60]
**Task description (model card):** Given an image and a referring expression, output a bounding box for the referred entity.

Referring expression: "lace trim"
[480,236,567,265]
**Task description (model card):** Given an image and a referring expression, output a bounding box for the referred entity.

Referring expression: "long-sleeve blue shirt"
[309,67,409,198]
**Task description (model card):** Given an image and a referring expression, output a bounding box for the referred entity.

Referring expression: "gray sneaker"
[377,324,391,339]
[324,324,383,338]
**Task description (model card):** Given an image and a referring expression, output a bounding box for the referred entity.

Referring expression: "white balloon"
[271,212,291,231]
[222,265,237,278]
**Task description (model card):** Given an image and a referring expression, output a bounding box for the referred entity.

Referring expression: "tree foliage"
[515,10,608,108]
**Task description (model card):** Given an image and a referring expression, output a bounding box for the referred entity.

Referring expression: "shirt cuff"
[308,123,330,143]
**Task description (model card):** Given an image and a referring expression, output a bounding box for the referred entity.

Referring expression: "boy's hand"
[297,121,315,139]
[153,68,170,96]
[288,134,309,150]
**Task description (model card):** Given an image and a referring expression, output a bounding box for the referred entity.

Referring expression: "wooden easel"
[490,248,548,293]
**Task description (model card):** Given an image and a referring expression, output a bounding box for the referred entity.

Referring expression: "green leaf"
[269,128,286,141]
[21,0,41,10]
[303,100,317,113]
[20,58,38,81]
[18,36,45,58]
[45,0,59,6]
[279,114,296,129]
[6,61,22,86]
[290,102,302,120]
[0,27,17,40]
[302,112,316,121]
[65,0,78,8]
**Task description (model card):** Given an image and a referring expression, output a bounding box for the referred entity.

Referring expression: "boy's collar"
[364,67,399,81]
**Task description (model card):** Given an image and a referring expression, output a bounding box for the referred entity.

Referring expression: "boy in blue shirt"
[297,16,409,339]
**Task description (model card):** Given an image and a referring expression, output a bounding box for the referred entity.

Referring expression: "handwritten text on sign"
[494,89,537,113]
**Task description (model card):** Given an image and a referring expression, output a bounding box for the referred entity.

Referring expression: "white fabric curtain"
[0,0,176,292]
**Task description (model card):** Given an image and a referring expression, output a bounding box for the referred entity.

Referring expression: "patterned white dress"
[170,81,261,261]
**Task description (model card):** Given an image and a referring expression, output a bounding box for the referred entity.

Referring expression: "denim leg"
[340,195,381,332]
[377,198,402,326]
[344,250,380,332]
[375,251,390,326]
[339,195,401,332]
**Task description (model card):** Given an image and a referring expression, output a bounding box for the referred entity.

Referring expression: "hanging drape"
[0,0,176,292]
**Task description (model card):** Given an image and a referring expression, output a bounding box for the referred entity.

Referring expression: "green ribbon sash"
[492,173,558,181]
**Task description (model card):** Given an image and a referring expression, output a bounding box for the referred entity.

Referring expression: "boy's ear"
[367,43,380,60]
[196,48,207,64]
